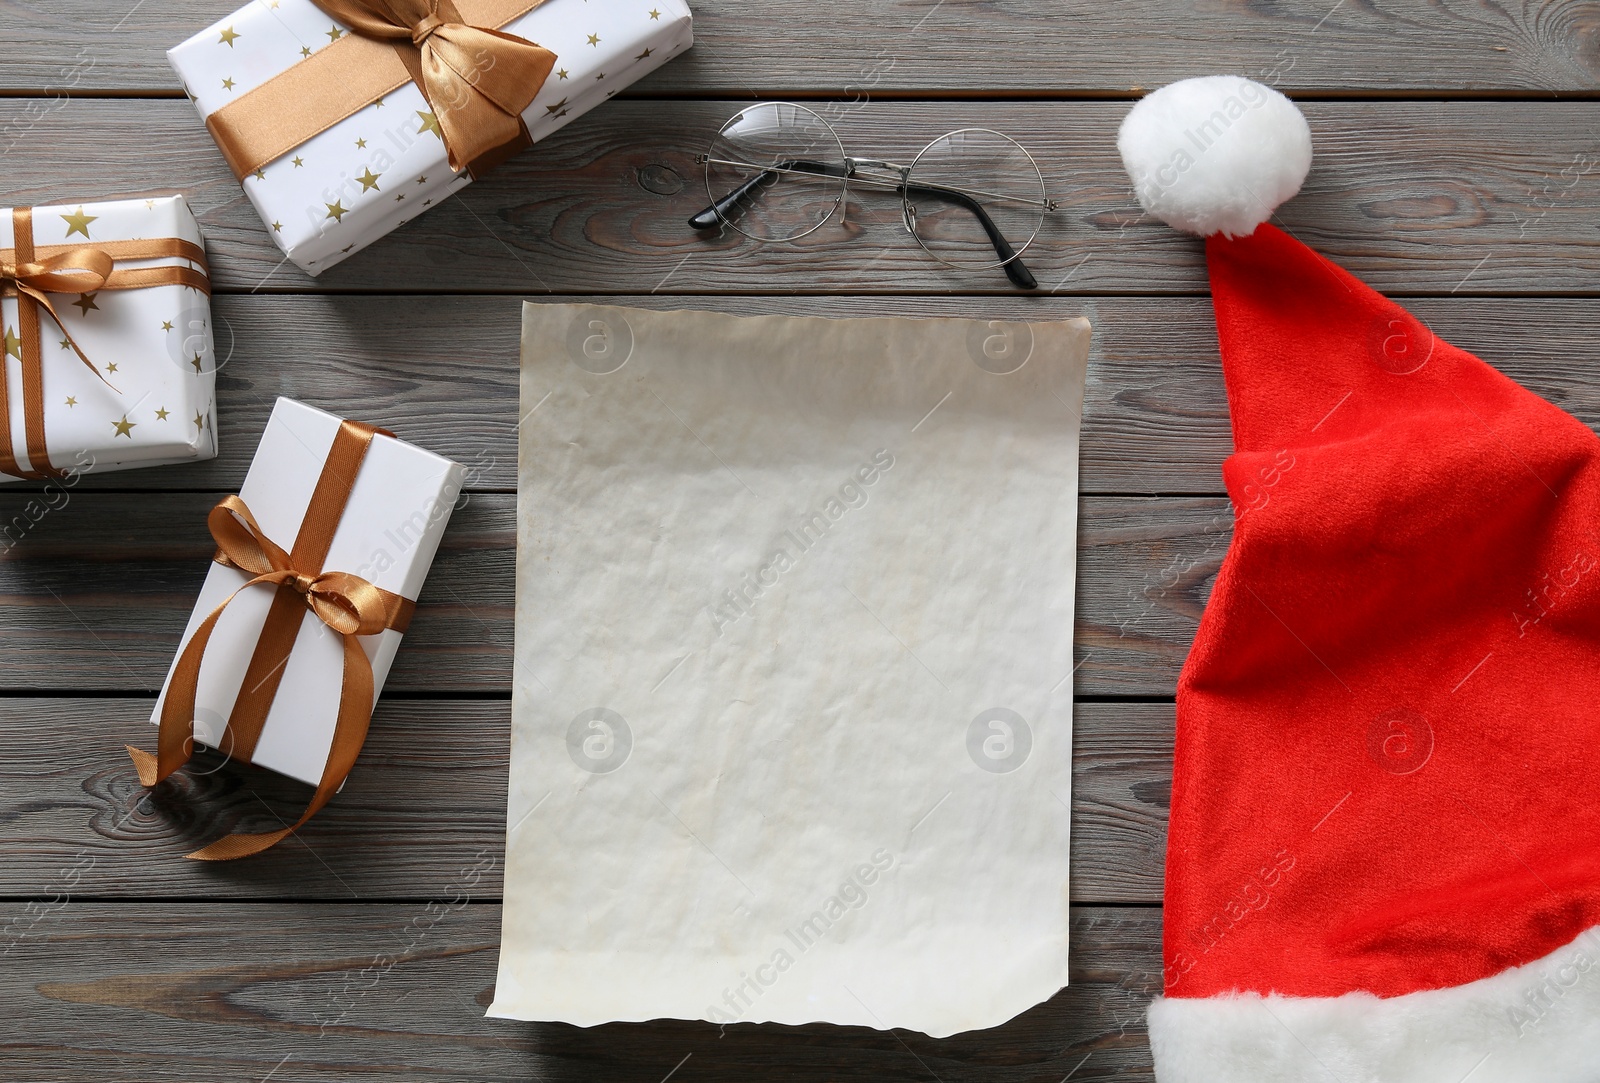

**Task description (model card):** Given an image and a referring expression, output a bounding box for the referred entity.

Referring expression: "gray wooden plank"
[3,98,1599,294]
[4,294,1597,496]
[0,490,514,694]
[0,698,1169,902]
[3,0,1597,95]
[0,902,1157,1081]
[0,491,1217,695]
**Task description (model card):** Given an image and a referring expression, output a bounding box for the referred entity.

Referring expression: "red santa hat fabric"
[1120,79,1600,1081]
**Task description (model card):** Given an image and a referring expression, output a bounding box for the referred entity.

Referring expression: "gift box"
[168,0,694,275]
[139,397,464,859]
[0,196,217,483]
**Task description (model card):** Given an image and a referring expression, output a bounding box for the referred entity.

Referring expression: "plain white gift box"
[0,195,217,483]
[152,397,465,788]
[168,0,694,275]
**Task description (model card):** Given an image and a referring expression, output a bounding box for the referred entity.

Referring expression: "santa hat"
[1119,77,1600,1081]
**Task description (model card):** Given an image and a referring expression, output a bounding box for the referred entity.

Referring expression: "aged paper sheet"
[493,303,1090,1036]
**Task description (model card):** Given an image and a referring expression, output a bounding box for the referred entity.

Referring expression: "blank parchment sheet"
[493,302,1091,1037]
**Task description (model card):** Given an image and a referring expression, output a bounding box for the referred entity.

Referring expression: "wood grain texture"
[0,698,1170,902]
[3,0,1599,95]
[2,294,1597,496]
[4,2,1586,1077]
[0,903,1160,1082]
[4,98,1600,294]
[0,492,1219,696]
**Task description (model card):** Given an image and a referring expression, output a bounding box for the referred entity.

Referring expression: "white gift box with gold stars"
[0,195,218,484]
[152,397,464,788]
[168,0,694,276]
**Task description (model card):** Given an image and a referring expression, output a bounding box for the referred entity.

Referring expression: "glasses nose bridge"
[844,157,917,232]
[846,156,910,183]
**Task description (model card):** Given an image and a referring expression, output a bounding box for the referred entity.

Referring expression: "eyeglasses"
[688,102,1058,289]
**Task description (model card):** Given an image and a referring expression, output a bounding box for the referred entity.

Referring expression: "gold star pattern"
[73,293,99,315]
[300,45,312,58]
[587,33,600,45]
[272,220,283,232]
[545,97,569,115]
[417,174,428,185]
[222,76,236,91]
[326,25,344,41]
[61,206,96,238]
[161,320,174,331]
[105,361,117,374]
[252,168,266,181]
[2,327,20,360]
[218,25,241,47]
[191,353,204,373]
[556,67,569,79]
[325,201,348,222]
[58,337,70,350]
[355,137,367,148]
[595,72,605,80]
[64,396,77,408]
[636,48,653,59]
[155,407,170,421]
[649,7,661,17]
[292,155,305,168]
[112,415,135,438]
[394,193,405,201]
[416,111,442,139]
[194,411,205,430]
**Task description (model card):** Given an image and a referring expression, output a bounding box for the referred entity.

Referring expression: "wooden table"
[3,2,1596,1079]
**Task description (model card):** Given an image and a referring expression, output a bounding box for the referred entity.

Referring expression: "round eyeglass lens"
[903,128,1047,269]
[702,102,847,242]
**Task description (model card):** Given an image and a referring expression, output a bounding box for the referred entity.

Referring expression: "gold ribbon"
[127,419,416,861]
[0,207,212,480]
[206,0,555,180]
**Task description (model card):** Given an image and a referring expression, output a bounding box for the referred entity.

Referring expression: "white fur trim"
[1148,925,1600,1082]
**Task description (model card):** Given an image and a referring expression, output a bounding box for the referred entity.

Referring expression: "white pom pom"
[1117,76,1311,238]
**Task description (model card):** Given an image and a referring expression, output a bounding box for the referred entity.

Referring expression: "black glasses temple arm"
[901,181,1037,290]
[687,159,845,231]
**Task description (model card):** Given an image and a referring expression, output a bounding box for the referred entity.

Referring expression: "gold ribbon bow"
[0,207,211,480]
[128,419,415,861]
[206,0,556,180]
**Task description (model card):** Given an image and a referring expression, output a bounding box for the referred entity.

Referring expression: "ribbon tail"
[127,597,236,787]
[21,284,120,393]
[187,631,376,861]
[129,566,292,787]
[426,81,523,173]
[124,745,162,788]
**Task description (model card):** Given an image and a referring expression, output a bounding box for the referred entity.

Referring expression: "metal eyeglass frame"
[687,105,1058,290]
